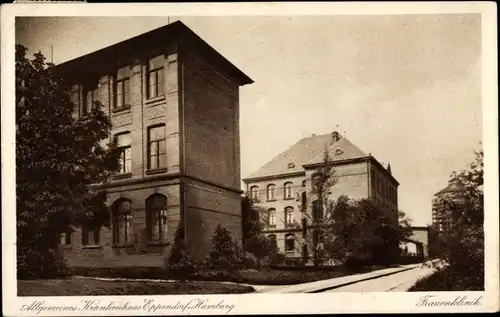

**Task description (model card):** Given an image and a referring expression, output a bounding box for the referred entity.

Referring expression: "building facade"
[432,177,466,233]
[242,132,399,261]
[54,21,253,267]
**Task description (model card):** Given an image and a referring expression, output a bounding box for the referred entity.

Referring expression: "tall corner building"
[242,131,399,260]
[432,177,467,233]
[53,21,253,267]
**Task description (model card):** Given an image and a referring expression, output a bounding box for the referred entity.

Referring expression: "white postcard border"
[1,2,498,315]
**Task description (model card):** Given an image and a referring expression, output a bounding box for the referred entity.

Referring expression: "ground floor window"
[82,227,100,246]
[112,199,133,245]
[60,232,72,245]
[146,194,168,241]
[268,234,277,249]
[285,234,295,252]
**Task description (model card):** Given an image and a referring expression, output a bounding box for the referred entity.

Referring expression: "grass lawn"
[18,278,255,296]
[68,264,399,287]
[189,265,389,285]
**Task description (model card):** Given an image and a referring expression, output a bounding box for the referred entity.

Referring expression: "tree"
[299,147,338,266]
[16,45,120,279]
[242,196,268,256]
[430,148,484,289]
[207,225,243,271]
[297,148,413,267]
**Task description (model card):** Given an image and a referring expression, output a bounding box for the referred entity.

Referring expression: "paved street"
[323,263,436,292]
[259,261,437,293]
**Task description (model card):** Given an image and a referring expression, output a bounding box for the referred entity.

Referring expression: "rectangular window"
[285,236,295,251]
[115,132,131,174]
[312,200,323,222]
[60,232,72,245]
[71,88,80,107]
[83,83,98,116]
[285,207,294,225]
[113,67,130,109]
[147,55,165,99]
[82,228,100,246]
[147,125,166,170]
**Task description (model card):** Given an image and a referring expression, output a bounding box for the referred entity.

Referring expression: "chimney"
[332,131,340,143]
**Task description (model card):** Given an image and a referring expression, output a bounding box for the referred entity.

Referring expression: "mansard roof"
[244,131,398,185]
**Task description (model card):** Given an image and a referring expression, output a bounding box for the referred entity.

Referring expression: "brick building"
[432,177,466,233]
[242,132,399,261]
[53,21,253,267]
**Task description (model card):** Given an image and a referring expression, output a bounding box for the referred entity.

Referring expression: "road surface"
[322,264,435,292]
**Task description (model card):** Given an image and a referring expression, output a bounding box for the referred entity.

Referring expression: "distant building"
[54,21,253,267]
[432,177,466,233]
[242,131,399,261]
[401,226,429,258]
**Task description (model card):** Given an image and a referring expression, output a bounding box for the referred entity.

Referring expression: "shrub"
[269,251,286,265]
[165,226,198,280]
[206,225,244,271]
[409,265,484,291]
[17,246,71,280]
[240,251,260,269]
[70,266,165,279]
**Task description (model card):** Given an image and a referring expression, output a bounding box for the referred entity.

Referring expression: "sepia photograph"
[2,2,498,316]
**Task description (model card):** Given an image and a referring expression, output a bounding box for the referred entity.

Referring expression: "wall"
[370,162,398,210]
[183,179,242,260]
[311,161,370,201]
[61,47,184,268]
[245,174,305,231]
[70,47,181,182]
[246,162,370,230]
[61,181,181,267]
[181,54,240,189]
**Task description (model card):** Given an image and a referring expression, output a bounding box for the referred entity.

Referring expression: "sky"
[15,15,482,226]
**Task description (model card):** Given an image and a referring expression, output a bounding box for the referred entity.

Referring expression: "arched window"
[285,206,294,225]
[267,184,276,201]
[312,200,323,222]
[268,234,277,249]
[284,182,294,199]
[268,208,277,227]
[250,186,259,200]
[112,199,133,245]
[146,194,168,241]
[285,233,295,252]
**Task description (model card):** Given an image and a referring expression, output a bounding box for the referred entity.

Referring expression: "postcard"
[1,1,498,315]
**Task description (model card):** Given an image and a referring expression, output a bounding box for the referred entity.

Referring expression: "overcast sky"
[15,15,482,226]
